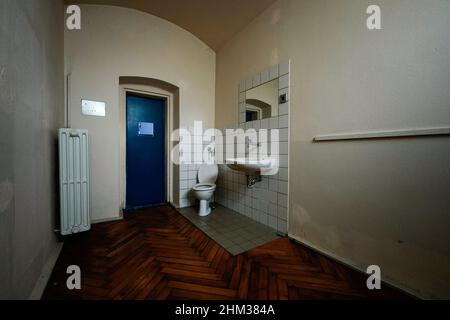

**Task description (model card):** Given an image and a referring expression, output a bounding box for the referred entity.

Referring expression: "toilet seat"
[193,183,216,192]
[198,164,218,184]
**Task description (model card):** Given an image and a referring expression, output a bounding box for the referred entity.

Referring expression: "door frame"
[120,87,172,210]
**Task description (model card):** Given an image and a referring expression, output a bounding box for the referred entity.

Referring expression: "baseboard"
[29,242,64,300]
[92,203,179,223]
[288,233,421,299]
[92,215,123,224]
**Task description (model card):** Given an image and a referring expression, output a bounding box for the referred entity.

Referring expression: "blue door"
[126,94,166,210]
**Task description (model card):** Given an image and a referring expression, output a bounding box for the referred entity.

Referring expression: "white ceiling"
[68,0,278,51]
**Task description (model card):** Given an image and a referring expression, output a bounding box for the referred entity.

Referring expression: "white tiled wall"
[216,62,290,234]
[179,163,199,207]
[178,129,216,208]
[177,62,290,235]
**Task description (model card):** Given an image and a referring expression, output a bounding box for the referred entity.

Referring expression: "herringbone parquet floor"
[43,206,409,300]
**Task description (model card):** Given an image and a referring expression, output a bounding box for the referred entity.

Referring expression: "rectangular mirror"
[245,79,279,122]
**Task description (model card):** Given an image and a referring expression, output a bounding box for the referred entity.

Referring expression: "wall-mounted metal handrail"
[313,127,450,142]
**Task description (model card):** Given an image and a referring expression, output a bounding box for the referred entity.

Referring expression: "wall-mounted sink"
[226,157,278,176]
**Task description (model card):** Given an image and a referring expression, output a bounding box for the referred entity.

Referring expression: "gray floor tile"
[227,245,245,256]
[251,238,268,246]
[232,235,247,244]
[219,239,234,248]
[240,242,257,251]
[177,204,279,256]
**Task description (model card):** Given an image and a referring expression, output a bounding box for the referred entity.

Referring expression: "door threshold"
[124,202,169,213]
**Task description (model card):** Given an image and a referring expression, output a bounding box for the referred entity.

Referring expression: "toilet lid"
[198,164,218,184]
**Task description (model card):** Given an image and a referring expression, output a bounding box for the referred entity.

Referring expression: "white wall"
[215,0,450,298]
[65,5,216,221]
[0,0,65,299]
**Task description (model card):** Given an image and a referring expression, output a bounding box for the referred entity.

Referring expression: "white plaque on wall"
[81,100,106,117]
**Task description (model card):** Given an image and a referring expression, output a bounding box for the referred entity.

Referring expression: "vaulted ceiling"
[67,0,277,51]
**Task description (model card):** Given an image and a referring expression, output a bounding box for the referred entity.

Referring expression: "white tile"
[277,219,288,234]
[278,181,288,194]
[278,168,288,181]
[252,120,261,130]
[278,193,288,207]
[269,65,279,80]
[278,206,288,219]
[261,69,269,83]
[259,200,269,213]
[239,103,246,113]
[239,113,246,124]
[219,198,228,207]
[269,117,278,129]
[279,74,289,89]
[279,88,289,101]
[239,80,246,93]
[268,215,277,229]
[188,179,197,188]
[241,205,249,216]
[252,209,260,221]
[180,171,188,180]
[180,164,189,172]
[278,115,289,128]
[180,189,190,199]
[237,203,245,215]
[258,178,269,190]
[180,180,188,189]
[253,73,261,87]
[268,191,278,204]
[179,199,191,208]
[193,154,203,164]
[269,203,278,217]
[246,78,253,90]
[260,213,268,226]
[279,155,288,168]
[269,173,279,182]
[269,179,278,192]
[279,128,289,142]
[260,118,269,130]
[279,61,290,76]
[239,92,246,103]
[245,196,252,207]
[279,142,288,155]
[252,198,259,209]
[256,188,267,200]
[279,103,289,115]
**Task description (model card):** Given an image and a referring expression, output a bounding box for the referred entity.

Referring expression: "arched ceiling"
[66,0,277,51]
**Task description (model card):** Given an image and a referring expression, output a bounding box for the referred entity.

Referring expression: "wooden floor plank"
[42,205,409,300]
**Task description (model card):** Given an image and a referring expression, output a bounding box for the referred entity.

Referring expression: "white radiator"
[59,129,91,235]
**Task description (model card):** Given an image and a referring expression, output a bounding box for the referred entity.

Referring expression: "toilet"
[192,164,218,216]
